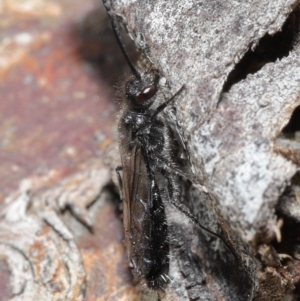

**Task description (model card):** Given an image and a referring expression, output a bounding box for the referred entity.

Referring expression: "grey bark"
[108,0,300,300]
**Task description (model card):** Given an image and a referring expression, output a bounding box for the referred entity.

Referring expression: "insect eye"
[135,84,157,103]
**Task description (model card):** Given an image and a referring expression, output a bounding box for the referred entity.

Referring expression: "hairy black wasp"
[102,0,235,291]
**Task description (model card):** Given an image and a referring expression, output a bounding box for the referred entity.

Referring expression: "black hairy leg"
[158,165,237,259]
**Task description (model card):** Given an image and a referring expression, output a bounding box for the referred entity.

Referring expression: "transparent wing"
[120,143,151,278]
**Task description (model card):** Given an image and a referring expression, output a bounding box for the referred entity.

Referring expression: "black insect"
[102,0,235,291]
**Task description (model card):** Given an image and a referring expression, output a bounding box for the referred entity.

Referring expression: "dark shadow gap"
[275,172,300,254]
[282,105,300,138]
[223,5,300,93]
[274,171,300,296]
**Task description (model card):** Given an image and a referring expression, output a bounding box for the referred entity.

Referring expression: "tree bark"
[108,0,300,300]
[1,0,300,300]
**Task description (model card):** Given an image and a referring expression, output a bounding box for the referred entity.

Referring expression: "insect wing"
[120,144,150,278]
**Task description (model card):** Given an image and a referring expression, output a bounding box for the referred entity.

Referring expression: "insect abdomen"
[143,179,169,289]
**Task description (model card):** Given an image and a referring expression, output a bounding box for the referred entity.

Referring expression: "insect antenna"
[102,0,141,80]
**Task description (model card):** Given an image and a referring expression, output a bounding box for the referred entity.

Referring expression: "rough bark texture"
[108,0,300,300]
[1,0,300,301]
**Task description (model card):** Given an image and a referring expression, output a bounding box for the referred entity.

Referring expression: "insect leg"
[167,108,191,161]
[159,167,237,259]
[116,165,124,200]
[151,85,185,121]
[155,154,198,183]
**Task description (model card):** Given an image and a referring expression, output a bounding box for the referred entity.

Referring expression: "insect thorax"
[120,109,166,154]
